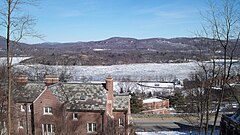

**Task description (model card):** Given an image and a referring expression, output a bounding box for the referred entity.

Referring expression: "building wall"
[113,111,128,135]
[33,89,63,135]
[64,111,103,135]
[143,100,170,114]
[12,103,32,135]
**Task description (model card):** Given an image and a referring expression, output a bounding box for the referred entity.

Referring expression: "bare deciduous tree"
[0,0,41,134]
[194,0,240,134]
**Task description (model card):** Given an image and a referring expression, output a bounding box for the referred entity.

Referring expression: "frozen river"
[2,57,238,81]
[14,62,199,81]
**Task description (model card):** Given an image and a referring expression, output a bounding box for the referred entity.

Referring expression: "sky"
[4,0,209,44]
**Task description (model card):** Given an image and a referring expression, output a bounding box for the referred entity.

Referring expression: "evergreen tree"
[130,93,143,114]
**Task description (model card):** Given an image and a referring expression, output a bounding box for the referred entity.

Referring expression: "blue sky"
[23,0,208,43]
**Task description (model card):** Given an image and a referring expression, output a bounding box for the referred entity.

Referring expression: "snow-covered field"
[14,62,199,81]
[0,57,30,65]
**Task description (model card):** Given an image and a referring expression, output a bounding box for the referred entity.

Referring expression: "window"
[119,118,124,126]
[18,121,24,128]
[20,105,25,112]
[42,124,55,134]
[21,104,31,112]
[43,107,53,115]
[28,105,31,112]
[87,123,96,132]
[73,113,78,120]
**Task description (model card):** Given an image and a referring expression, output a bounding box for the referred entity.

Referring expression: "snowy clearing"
[0,57,30,65]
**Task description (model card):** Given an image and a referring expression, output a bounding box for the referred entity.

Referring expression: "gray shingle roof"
[113,95,129,111]
[13,82,130,112]
[48,83,108,111]
[13,83,45,103]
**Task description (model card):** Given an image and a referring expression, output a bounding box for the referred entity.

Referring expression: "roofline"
[46,82,106,88]
[62,82,105,85]
[33,86,48,103]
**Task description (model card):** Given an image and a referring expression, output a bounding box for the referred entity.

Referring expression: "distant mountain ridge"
[0,36,239,65]
[0,36,196,55]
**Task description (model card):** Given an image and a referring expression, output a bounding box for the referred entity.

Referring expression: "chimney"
[105,76,113,116]
[44,75,59,86]
[15,75,28,86]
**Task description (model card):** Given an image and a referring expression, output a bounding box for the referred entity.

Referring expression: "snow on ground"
[0,57,30,65]
[136,131,186,135]
[14,62,199,81]
[13,61,240,81]
[143,98,162,103]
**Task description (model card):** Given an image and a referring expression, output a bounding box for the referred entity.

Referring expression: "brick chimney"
[105,76,113,116]
[44,75,59,86]
[15,75,28,86]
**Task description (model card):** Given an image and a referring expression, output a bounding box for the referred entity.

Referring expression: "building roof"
[13,81,130,112]
[143,98,162,104]
[113,95,129,111]
[13,83,46,103]
[48,82,108,111]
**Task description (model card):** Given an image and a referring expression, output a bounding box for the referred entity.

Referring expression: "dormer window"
[43,107,53,115]
[73,113,78,120]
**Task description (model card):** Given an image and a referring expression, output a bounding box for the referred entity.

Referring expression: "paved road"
[131,117,220,132]
[132,118,182,132]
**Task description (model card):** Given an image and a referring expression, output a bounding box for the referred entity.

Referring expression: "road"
[131,116,221,132]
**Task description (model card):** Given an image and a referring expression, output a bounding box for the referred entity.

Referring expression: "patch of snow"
[0,57,30,65]
[143,98,162,103]
[136,131,187,135]
[207,59,239,63]
[93,48,110,51]
[138,82,174,88]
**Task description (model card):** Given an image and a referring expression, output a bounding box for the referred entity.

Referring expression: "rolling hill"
[0,36,239,65]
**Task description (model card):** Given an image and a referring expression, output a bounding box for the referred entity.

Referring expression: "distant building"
[142,98,170,114]
[10,75,130,135]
